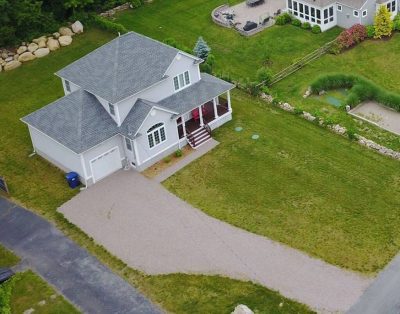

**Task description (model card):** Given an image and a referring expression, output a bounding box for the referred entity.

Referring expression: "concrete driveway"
[59,170,372,313]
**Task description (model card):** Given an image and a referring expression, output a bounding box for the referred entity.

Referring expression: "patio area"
[212,0,286,35]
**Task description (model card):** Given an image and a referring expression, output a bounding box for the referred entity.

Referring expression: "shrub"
[193,36,211,60]
[275,13,292,25]
[293,107,304,115]
[301,22,311,30]
[291,18,301,27]
[256,67,273,85]
[366,25,375,38]
[175,149,183,157]
[244,80,261,96]
[347,128,357,140]
[129,0,143,8]
[91,15,127,34]
[374,5,393,38]
[337,30,354,49]
[311,25,321,34]
[328,40,342,54]
[349,24,367,43]
[393,14,400,31]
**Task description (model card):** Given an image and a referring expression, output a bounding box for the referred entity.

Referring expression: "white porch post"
[199,105,204,127]
[213,97,218,119]
[182,116,187,137]
[227,90,232,111]
[133,138,140,165]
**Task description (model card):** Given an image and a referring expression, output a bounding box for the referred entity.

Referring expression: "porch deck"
[178,100,229,137]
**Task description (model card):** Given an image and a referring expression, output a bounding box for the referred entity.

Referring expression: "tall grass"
[310,74,400,111]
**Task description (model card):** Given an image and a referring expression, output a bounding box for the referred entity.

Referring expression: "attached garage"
[90,147,122,183]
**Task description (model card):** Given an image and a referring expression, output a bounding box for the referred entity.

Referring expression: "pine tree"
[374,5,393,39]
[193,36,211,60]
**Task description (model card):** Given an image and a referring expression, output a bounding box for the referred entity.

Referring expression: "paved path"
[59,170,372,313]
[347,253,400,314]
[0,197,162,314]
[154,139,219,183]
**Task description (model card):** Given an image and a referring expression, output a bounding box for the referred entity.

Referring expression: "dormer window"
[109,103,115,116]
[173,71,190,91]
[65,80,71,92]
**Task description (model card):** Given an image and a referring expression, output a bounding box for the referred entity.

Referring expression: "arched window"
[147,123,166,148]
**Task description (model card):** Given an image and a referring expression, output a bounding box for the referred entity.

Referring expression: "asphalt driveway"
[0,197,161,314]
[59,170,372,313]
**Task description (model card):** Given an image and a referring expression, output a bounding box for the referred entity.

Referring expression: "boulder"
[231,305,254,314]
[59,27,74,36]
[71,21,84,34]
[34,48,50,58]
[47,38,60,51]
[17,46,27,54]
[28,43,39,52]
[37,38,47,48]
[18,52,36,62]
[14,54,19,60]
[1,52,8,59]
[58,35,72,47]
[32,36,46,44]
[4,60,22,71]
[4,56,13,62]
[53,32,60,39]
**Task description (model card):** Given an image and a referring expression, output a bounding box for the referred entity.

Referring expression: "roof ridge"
[110,35,121,103]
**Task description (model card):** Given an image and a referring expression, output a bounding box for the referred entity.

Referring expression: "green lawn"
[114,0,340,79]
[0,244,19,268]
[9,271,79,314]
[0,27,312,314]
[164,90,400,274]
[272,35,400,151]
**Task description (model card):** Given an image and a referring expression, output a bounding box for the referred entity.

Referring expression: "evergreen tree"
[374,5,393,38]
[193,36,211,60]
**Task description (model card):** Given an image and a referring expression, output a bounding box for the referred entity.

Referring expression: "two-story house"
[22,32,235,186]
[286,0,398,31]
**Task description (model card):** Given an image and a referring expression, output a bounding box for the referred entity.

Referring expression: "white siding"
[28,126,84,179]
[94,95,120,125]
[117,53,200,123]
[62,78,80,95]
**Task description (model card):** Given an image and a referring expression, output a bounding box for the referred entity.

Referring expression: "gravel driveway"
[59,170,372,313]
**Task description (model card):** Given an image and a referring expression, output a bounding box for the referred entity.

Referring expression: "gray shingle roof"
[22,89,120,154]
[300,0,366,9]
[159,73,234,114]
[56,32,196,104]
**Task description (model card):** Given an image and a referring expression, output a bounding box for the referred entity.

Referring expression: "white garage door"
[90,147,122,183]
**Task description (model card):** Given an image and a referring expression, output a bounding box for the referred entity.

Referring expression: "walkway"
[0,197,162,314]
[347,253,400,314]
[59,170,372,313]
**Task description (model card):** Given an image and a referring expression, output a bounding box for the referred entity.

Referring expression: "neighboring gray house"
[286,0,398,31]
[22,32,234,186]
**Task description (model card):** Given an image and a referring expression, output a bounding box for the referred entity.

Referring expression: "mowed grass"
[164,90,400,273]
[114,0,341,79]
[272,35,400,151]
[10,271,79,314]
[0,28,313,313]
[0,244,19,268]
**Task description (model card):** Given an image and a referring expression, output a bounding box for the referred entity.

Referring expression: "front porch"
[177,92,232,139]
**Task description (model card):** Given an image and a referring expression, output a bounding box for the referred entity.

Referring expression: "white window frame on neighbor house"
[385,0,396,12]
[109,103,115,116]
[147,122,167,149]
[288,0,334,26]
[353,10,359,17]
[173,71,190,92]
[362,9,368,17]
[337,4,342,11]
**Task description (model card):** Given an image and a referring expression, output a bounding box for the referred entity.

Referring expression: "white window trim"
[353,10,359,17]
[337,4,342,11]
[362,9,367,16]
[173,71,191,92]
[147,123,167,149]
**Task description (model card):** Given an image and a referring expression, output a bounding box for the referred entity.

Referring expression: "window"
[173,71,190,91]
[337,4,342,11]
[386,0,396,12]
[125,138,132,151]
[288,0,293,8]
[147,123,166,148]
[109,103,115,116]
[329,6,334,21]
[353,10,359,17]
[65,80,71,92]
[362,9,367,17]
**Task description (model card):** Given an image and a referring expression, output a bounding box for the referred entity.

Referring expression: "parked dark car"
[0,268,15,284]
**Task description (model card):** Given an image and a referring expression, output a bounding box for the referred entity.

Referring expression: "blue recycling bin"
[65,172,80,189]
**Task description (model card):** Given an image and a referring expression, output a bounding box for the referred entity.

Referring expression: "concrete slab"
[59,170,372,313]
[350,101,400,136]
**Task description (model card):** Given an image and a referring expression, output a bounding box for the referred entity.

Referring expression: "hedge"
[310,74,400,112]
[90,15,128,34]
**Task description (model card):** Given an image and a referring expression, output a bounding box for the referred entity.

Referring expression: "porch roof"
[158,73,234,115]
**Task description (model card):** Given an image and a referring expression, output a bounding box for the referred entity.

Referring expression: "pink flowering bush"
[336,24,367,52]
[349,24,367,43]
